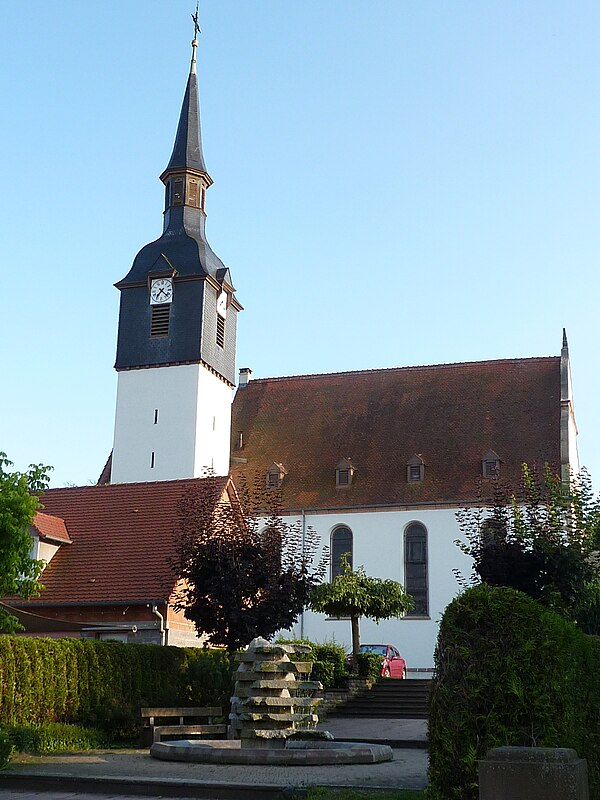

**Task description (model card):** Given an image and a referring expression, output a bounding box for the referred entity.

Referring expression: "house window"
[216,314,225,348]
[331,526,353,580]
[151,304,170,337]
[404,523,428,616]
[483,460,498,478]
[337,469,350,485]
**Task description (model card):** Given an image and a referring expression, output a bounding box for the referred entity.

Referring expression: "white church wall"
[112,364,232,483]
[282,507,473,670]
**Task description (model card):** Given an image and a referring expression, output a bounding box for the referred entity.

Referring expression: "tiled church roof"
[19,477,229,606]
[230,358,561,510]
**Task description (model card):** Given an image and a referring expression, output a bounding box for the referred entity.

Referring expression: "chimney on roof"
[238,367,252,388]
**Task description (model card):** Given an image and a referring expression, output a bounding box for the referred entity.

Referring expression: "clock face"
[150,278,173,305]
[217,290,228,319]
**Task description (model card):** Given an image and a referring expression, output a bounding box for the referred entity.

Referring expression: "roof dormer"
[406,454,425,483]
[482,450,501,479]
[266,462,287,489]
[30,512,71,566]
[335,458,355,488]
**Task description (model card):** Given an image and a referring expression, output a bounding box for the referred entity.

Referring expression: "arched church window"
[404,523,428,616]
[331,526,353,580]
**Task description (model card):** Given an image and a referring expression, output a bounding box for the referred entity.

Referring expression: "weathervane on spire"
[190,2,200,74]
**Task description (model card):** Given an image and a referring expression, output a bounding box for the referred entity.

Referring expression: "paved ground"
[0,718,428,798]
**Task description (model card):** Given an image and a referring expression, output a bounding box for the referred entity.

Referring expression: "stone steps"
[328,678,431,719]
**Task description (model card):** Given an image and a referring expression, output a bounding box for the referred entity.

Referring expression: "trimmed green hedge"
[428,585,600,800]
[0,637,232,737]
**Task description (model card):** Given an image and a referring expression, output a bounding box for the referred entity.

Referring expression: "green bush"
[428,585,600,800]
[356,653,383,679]
[276,638,348,689]
[312,642,348,688]
[311,659,335,688]
[0,729,13,770]
[0,637,231,740]
[6,723,108,753]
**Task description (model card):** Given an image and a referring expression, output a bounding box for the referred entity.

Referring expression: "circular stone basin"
[151,738,393,765]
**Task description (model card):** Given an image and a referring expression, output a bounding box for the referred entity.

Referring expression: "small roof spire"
[160,5,210,181]
[562,327,568,350]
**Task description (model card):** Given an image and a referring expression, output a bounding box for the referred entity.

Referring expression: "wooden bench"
[141,706,226,743]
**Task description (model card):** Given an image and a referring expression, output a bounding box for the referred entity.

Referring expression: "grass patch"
[304,789,425,800]
[6,723,110,753]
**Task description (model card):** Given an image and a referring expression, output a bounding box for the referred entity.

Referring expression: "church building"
[5,31,579,670]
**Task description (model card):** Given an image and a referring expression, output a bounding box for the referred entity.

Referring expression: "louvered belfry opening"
[216,314,225,347]
[151,304,170,337]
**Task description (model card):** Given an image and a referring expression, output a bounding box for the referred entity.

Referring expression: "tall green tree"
[309,557,413,668]
[455,463,600,625]
[171,475,328,655]
[0,452,51,632]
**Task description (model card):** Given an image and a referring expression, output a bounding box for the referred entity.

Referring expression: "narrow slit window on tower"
[188,179,199,208]
[151,304,170,337]
[216,314,225,348]
[150,452,155,469]
[172,177,184,205]
[154,409,159,425]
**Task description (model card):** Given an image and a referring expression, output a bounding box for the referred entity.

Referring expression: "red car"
[347,644,407,679]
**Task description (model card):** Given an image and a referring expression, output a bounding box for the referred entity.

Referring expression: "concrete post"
[479,747,589,800]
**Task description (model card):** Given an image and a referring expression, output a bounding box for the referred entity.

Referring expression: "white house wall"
[112,364,232,483]
[281,507,473,671]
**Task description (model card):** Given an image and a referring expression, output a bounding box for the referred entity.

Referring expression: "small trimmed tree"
[308,558,413,669]
[0,452,51,632]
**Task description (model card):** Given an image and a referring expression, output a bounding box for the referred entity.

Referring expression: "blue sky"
[2,1,599,489]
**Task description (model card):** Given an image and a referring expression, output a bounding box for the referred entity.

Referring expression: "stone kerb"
[479,747,589,800]
[229,637,322,748]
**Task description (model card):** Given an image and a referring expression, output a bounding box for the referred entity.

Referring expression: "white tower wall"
[111,364,232,483]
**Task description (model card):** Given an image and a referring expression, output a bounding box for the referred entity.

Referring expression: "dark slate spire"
[160,35,211,181]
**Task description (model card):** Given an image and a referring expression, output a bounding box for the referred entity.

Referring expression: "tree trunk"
[351,614,360,673]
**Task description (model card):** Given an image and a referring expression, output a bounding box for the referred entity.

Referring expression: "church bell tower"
[111,28,241,483]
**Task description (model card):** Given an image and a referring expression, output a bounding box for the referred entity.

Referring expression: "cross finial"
[192,2,201,39]
[190,2,200,75]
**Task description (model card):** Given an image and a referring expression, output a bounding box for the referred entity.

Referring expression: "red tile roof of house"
[19,477,230,606]
[230,358,562,510]
[32,511,71,544]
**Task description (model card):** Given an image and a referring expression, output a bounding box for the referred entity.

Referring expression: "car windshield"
[359,645,387,656]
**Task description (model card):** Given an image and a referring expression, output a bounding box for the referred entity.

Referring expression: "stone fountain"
[151,637,392,765]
